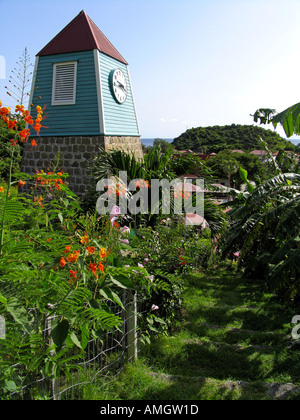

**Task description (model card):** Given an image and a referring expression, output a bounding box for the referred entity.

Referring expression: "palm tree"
[91,145,175,183]
[86,146,229,234]
[220,159,239,188]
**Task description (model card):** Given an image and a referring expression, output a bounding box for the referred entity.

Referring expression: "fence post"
[45,312,60,400]
[126,290,137,361]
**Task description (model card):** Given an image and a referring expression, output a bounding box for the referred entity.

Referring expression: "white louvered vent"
[52,62,77,105]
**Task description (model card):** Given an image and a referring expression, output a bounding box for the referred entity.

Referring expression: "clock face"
[111,69,127,104]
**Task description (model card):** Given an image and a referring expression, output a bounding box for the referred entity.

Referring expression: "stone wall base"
[20,135,143,196]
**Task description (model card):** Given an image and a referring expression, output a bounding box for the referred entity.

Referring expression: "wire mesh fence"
[5,291,150,400]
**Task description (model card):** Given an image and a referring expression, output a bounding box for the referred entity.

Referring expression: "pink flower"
[147,275,154,283]
[119,239,129,245]
[151,304,159,311]
[138,263,143,268]
[120,226,130,234]
[110,216,118,226]
[110,205,120,218]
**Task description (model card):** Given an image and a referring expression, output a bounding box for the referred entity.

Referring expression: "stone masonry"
[20,135,143,196]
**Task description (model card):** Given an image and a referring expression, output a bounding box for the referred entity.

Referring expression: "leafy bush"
[127,218,213,335]
[221,173,300,301]
[0,101,156,399]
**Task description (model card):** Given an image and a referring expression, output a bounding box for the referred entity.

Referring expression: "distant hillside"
[172,124,296,153]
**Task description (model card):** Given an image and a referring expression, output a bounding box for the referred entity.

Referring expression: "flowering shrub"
[0,98,209,398]
[1,101,44,147]
[0,100,156,398]
[126,217,213,333]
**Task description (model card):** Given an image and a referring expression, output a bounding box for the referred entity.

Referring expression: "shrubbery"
[0,100,216,398]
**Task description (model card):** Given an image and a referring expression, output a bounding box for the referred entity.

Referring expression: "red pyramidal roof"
[37,10,128,64]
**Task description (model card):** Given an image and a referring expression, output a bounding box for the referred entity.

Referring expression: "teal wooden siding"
[31,51,100,136]
[98,52,140,136]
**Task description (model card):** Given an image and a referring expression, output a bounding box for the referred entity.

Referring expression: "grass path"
[90,270,300,400]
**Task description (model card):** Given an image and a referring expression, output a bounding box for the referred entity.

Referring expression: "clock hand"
[117,81,126,92]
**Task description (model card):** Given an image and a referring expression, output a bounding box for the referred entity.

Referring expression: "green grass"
[83,269,300,400]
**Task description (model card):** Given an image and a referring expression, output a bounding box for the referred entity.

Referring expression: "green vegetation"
[1,95,299,400]
[172,124,296,153]
[206,150,267,188]
[221,172,300,301]
[81,269,300,400]
[252,102,300,139]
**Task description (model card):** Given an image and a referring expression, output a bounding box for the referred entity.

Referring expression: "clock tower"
[21,10,143,196]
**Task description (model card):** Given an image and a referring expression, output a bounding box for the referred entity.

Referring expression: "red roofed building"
[37,10,128,64]
[21,10,142,196]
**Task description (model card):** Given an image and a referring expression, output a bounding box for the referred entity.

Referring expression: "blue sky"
[1,0,300,139]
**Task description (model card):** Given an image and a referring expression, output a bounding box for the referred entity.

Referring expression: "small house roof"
[250,150,268,155]
[37,10,128,64]
[179,174,199,179]
[185,213,210,228]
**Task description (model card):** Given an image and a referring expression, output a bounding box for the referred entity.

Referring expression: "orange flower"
[99,247,107,259]
[10,139,17,147]
[18,180,26,187]
[0,106,10,116]
[66,252,79,263]
[64,245,71,253]
[69,270,78,283]
[54,181,61,191]
[7,119,17,130]
[31,139,37,147]
[18,128,30,142]
[33,105,44,135]
[98,262,104,272]
[15,105,25,114]
[86,246,95,255]
[24,115,33,125]
[88,263,98,277]
[80,235,89,244]
[34,196,44,207]
[34,123,41,134]
[0,187,4,193]
[1,116,9,125]
[60,257,66,268]
[135,179,149,189]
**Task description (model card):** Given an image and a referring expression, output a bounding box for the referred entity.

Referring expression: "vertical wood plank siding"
[98,52,140,136]
[31,51,100,136]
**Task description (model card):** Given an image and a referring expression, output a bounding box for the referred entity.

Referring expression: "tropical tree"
[221,103,300,300]
[221,173,300,300]
[252,102,300,138]
[85,146,228,234]
[220,158,239,188]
